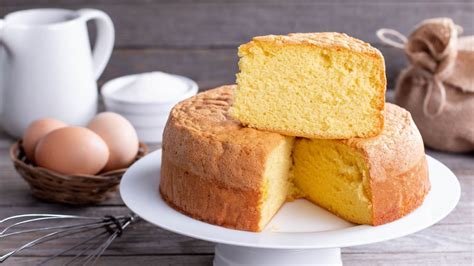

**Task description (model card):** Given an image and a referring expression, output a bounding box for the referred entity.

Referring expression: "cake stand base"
[214,244,342,266]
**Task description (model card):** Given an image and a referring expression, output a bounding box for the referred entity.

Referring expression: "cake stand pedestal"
[214,244,342,266]
[120,150,461,266]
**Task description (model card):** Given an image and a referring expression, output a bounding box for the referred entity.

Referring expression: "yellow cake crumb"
[230,32,386,139]
[292,139,372,224]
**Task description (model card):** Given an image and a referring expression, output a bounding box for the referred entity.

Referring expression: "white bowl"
[102,73,198,114]
[118,112,170,128]
[133,125,166,143]
[101,72,198,143]
[103,98,177,115]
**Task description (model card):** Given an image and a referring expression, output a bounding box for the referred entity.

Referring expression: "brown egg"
[88,112,139,172]
[22,118,67,162]
[35,127,110,175]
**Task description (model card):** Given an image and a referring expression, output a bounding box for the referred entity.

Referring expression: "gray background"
[2,0,473,91]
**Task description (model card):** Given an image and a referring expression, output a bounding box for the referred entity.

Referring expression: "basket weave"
[10,140,148,205]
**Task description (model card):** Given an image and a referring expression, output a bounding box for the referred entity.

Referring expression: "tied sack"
[378,18,474,152]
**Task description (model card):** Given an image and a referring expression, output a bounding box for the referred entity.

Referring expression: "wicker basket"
[10,140,148,205]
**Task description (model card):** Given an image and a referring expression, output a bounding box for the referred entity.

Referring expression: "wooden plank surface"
[5,252,473,266]
[0,128,472,264]
[1,1,473,265]
[1,1,473,90]
[6,255,215,266]
[2,1,473,47]
[3,0,474,5]
[0,211,471,256]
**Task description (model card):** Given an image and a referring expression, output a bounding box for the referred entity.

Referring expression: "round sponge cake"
[160,85,430,232]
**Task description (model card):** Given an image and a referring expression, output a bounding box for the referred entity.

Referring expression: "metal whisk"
[0,213,139,265]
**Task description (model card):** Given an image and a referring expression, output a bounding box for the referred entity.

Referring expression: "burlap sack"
[378,18,474,152]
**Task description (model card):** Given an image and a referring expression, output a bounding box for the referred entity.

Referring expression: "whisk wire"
[39,230,110,265]
[0,213,139,265]
[65,232,113,266]
[1,220,111,262]
[83,232,118,265]
[89,216,136,265]
[0,214,98,225]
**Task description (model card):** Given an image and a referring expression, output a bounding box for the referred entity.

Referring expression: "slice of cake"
[160,86,430,232]
[230,32,386,139]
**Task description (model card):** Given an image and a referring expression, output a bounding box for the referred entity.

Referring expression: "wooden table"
[1,1,472,264]
[0,129,472,265]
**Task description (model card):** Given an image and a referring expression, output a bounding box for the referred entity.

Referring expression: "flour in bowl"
[110,72,190,102]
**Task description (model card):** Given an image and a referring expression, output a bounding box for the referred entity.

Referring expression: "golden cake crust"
[245,32,381,56]
[160,157,262,231]
[341,103,430,225]
[160,85,287,231]
[344,103,426,175]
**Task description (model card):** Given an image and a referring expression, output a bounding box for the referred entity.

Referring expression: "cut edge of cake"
[230,32,386,139]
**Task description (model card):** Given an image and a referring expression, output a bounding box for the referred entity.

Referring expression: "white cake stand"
[120,150,460,266]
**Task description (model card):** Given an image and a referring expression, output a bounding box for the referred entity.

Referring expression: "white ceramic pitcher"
[0,8,114,137]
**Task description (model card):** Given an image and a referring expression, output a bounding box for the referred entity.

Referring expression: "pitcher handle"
[0,19,4,118]
[0,19,4,42]
[78,9,115,80]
